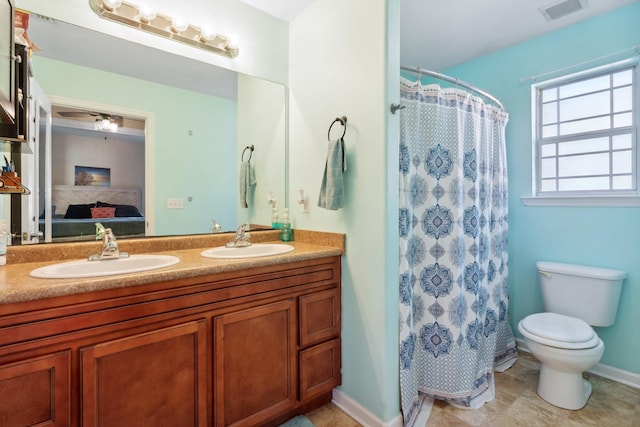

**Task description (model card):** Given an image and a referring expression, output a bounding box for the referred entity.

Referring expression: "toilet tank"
[536,261,626,327]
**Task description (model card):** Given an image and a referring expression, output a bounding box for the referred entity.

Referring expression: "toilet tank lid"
[537,261,626,280]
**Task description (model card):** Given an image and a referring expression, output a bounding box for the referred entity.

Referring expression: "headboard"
[52,185,142,216]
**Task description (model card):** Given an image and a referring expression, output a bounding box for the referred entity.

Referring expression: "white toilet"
[517,261,625,410]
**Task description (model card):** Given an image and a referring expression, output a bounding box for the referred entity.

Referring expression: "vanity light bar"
[88,0,239,58]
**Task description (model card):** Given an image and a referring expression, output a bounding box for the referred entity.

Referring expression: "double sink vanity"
[0,229,344,426]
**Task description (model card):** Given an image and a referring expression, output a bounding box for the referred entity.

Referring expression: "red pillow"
[90,207,116,219]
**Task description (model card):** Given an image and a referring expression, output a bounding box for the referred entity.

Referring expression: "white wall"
[16,0,289,84]
[51,131,145,212]
[289,0,400,423]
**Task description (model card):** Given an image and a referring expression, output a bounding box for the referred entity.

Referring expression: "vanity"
[0,230,343,427]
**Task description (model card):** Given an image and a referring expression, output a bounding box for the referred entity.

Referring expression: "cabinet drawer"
[299,338,341,401]
[0,351,70,427]
[299,288,340,347]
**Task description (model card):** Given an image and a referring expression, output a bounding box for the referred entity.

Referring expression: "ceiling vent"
[540,0,588,21]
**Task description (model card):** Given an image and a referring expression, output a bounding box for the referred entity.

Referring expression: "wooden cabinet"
[0,352,69,427]
[214,300,297,426]
[81,321,208,427]
[0,256,341,427]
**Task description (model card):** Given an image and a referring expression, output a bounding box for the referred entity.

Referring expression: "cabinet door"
[299,338,341,401]
[0,351,70,427]
[214,300,297,427]
[299,288,340,347]
[81,320,207,427]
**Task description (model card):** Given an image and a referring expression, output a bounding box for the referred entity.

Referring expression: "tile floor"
[306,352,640,426]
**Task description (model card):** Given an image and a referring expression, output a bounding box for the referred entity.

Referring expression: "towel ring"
[242,145,254,162]
[327,116,347,141]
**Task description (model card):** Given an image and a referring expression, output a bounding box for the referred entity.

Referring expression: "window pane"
[542,102,557,125]
[540,179,556,192]
[613,69,632,87]
[541,143,556,156]
[558,152,609,177]
[542,124,558,138]
[613,87,632,112]
[541,158,556,178]
[560,116,610,135]
[542,88,557,102]
[558,137,608,155]
[612,175,633,190]
[558,176,610,191]
[612,150,632,174]
[560,75,609,99]
[560,91,610,121]
[613,112,632,128]
[612,133,632,149]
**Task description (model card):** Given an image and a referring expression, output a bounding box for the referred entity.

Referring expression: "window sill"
[520,195,640,207]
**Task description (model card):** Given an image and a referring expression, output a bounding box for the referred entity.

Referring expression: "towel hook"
[242,145,254,162]
[328,116,347,141]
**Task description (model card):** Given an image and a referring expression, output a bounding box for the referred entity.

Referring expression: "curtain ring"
[328,116,347,141]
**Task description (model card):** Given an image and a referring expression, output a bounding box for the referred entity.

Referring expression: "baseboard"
[331,388,403,427]
[515,338,640,389]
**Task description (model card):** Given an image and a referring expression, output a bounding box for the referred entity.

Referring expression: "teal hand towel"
[239,161,257,208]
[318,137,346,210]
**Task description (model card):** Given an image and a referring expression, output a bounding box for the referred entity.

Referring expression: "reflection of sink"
[30,254,180,279]
[201,243,294,259]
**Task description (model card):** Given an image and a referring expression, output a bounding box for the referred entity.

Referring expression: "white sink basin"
[30,254,180,279]
[201,243,294,259]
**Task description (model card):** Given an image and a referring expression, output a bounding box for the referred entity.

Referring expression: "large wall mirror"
[6,11,286,244]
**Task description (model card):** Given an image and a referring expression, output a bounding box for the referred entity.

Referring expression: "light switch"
[167,198,183,209]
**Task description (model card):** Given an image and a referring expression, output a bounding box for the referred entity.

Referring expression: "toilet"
[517,261,626,410]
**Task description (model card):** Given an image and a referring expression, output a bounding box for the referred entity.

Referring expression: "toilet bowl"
[518,312,604,410]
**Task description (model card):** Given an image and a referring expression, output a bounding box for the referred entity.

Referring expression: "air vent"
[540,0,588,21]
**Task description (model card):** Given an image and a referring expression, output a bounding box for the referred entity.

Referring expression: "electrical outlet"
[167,198,183,209]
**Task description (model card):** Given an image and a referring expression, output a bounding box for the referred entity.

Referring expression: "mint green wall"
[443,3,640,373]
[289,0,399,422]
[33,57,238,235]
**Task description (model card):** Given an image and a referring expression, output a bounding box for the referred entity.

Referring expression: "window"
[531,61,638,203]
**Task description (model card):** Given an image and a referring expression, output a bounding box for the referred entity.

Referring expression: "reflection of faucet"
[89,227,129,261]
[211,219,223,233]
[225,224,251,248]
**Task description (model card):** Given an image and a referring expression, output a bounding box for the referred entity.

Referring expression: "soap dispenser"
[271,208,280,229]
[280,208,292,242]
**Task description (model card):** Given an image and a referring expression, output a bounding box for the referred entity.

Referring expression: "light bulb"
[109,122,118,132]
[102,0,122,11]
[94,118,102,131]
[225,33,239,50]
[101,118,111,130]
[137,5,157,23]
[171,17,188,33]
[199,27,216,42]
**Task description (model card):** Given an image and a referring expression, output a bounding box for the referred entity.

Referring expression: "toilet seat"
[519,312,599,350]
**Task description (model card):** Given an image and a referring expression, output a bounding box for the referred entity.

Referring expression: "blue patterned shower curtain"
[398,78,517,426]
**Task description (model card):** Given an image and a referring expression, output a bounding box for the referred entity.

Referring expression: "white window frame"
[521,58,640,207]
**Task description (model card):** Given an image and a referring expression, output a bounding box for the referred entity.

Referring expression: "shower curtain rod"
[401,65,505,111]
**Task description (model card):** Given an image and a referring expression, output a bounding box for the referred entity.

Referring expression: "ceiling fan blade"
[57,111,93,117]
[58,111,104,118]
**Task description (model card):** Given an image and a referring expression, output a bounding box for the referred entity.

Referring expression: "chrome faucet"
[89,227,129,261]
[225,224,251,248]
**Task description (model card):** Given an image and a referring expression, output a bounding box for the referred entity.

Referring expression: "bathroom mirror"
[5,12,286,243]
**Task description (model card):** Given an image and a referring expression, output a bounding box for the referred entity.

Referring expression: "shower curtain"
[398,78,517,427]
